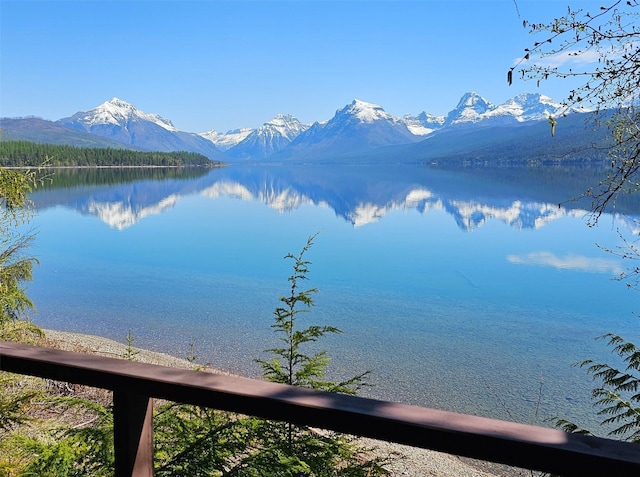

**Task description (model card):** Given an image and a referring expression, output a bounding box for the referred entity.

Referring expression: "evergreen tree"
[258,233,369,395]
[244,233,387,476]
[0,140,217,168]
[0,167,42,334]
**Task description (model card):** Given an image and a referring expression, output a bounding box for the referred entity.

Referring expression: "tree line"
[0,141,218,168]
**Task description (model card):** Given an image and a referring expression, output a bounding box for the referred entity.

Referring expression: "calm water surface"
[26,164,640,430]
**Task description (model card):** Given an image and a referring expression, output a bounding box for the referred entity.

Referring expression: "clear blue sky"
[1,1,602,133]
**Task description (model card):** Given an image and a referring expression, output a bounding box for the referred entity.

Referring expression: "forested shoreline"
[0,141,221,168]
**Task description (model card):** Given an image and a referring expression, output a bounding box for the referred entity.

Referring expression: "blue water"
[26,165,640,431]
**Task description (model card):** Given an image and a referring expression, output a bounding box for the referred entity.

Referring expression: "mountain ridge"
[1,93,604,164]
[56,98,226,161]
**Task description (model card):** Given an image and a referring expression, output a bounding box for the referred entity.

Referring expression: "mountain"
[443,92,566,127]
[57,98,225,160]
[402,112,445,136]
[491,92,566,122]
[275,99,423,160]
[64,97,179,132]
[0,117,135,149]
[272,94,575,162]
[1,92,605,164]
[444,92,496,126]
[199,128,253,151]
[225,114,310,159]
[395,110,610,165]
[393,92,564,138]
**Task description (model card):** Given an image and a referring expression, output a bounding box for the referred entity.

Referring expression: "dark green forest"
[0,141,220,168]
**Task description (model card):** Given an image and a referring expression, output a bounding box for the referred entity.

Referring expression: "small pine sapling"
[249,233,388,476]
[257,233,369,394]
[122,329,139,362]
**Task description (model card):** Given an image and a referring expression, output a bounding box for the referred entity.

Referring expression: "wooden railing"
[1,341,639,476]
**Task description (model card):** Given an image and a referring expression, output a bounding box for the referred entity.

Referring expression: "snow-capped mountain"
[60,97,177,134]
[341,99,398,124]
[226,114,310,159]
[402,112,446,136]
[276,93,570,161]
[7,92,598,163]
[328,99,416,131]
[199,127,253,151]
[277,99,422,160]
[489,92,566,122]
[57,98,225,160]
[443,92,566,127]
[319,99,420,140]
[444,92,496,126]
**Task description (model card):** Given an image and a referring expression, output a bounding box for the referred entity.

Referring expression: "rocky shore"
[43,329,519,477]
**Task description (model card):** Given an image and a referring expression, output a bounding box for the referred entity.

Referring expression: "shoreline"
[3,164,225,170]
[41,328,514,477]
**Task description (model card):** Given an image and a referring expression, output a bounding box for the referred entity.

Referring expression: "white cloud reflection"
[507,251,624,276]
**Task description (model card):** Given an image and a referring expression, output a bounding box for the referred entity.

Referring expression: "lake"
[26,163,640,431]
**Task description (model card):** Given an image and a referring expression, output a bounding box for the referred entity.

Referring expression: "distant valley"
[0,93,610,164]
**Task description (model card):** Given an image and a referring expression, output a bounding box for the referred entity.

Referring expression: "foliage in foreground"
[0,166,50,475]
[553,334,640,443]
[513,0,640,446]
[16,397,115,477]
[0,168,41,327]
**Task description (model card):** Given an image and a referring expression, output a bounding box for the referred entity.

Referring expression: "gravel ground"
[43,329,523,477]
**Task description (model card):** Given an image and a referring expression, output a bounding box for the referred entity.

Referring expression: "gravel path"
[43,329,519,477]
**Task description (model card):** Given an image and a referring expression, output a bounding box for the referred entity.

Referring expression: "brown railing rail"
[1,341,639,476]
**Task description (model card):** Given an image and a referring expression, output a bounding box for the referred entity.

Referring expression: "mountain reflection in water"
[27,163,640,431]
[32,163,634,231]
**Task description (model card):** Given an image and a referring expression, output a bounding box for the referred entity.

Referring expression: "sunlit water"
[25,164,640,431]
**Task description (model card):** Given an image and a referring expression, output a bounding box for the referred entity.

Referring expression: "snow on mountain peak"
[456,92,494,113]
[87,97,178,132]
[444,92,495,126]
[54,92,574,160]
[443,91,567,126]
[402,112,445,136]
[200,127,253,151]
[490,92,565,122]
[106,97,133,109]
[257,114,309,140]
[265,113,302,128]
[222,114,311,159]
[343,99,395,123]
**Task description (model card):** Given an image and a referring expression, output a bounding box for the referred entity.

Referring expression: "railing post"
[113,391,154,477]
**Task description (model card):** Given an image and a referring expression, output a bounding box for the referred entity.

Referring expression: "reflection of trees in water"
[41,167,210,189]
